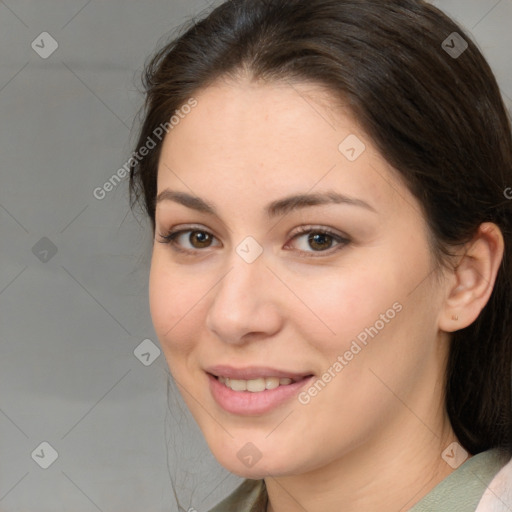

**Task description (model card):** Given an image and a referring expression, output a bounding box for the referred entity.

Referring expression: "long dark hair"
[130,0,512,458]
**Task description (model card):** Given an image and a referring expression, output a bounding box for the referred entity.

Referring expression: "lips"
[205,365,314,414]
[206,365,312,381]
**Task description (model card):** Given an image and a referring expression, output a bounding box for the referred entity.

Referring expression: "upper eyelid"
[158,225,349,254]
[159,224,347,240]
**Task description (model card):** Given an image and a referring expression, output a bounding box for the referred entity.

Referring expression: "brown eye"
[286,227,350,257]
[157,227,220,253]
[307,232,334,251]
[189,230,213,248]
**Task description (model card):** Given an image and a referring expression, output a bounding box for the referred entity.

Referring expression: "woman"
[128,0,512,510]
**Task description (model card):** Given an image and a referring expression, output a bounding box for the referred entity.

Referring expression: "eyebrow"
[155,189,377,217]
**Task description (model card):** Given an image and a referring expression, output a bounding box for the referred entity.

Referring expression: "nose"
[205,251,284,345]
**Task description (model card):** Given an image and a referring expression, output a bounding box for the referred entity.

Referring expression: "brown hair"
[129,0,512,456]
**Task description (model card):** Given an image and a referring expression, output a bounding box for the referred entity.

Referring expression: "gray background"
[0,1,511,511]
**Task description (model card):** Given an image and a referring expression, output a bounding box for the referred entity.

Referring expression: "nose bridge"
[218,233,268,302]
[214,248,266,316]
[206,244,281,342]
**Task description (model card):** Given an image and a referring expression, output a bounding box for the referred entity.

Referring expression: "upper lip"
[206,365,313,381]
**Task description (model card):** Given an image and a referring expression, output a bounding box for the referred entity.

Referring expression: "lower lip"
[207,373,314,416]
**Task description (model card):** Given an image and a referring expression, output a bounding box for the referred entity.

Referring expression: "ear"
[439,222,504,333]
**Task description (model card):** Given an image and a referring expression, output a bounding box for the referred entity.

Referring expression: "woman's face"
[149,79,451,478]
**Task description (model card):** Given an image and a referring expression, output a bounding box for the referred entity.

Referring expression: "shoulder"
[475,452,512,512]
[207,452,512,512]
[208,479,266,512]
[410,448,510,512]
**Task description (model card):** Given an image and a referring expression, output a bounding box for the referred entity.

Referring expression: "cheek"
[288,263,399,352]
[287,248,430,405]
[148,250,204,358]
[292,252,438,411]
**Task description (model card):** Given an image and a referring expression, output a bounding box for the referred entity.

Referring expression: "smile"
[206,368,314,415]
[217,376,296,392]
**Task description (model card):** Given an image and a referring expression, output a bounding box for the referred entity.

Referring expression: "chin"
[209,443,300,479]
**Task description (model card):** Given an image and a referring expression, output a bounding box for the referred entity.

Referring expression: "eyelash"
[156,224,350,258]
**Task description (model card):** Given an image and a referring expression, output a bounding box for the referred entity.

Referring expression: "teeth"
[247,378,266,392]
[217,376,296,392]
[265,377,280,390]
[229,379,247,392]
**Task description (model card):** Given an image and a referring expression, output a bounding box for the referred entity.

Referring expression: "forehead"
[164,79,357,156]
[156,79,410,217]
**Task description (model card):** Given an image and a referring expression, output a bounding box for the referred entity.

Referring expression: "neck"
[265,412,461,512]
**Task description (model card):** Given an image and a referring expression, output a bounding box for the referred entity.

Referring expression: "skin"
[148,78,504,512]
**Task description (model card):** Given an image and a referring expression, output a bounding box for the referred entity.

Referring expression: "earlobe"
[439,222,504,333]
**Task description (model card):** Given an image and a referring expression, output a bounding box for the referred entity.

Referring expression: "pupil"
[309,233,332,250]
[192,231,210,247]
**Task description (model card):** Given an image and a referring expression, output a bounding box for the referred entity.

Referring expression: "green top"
[208,449,510,512]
